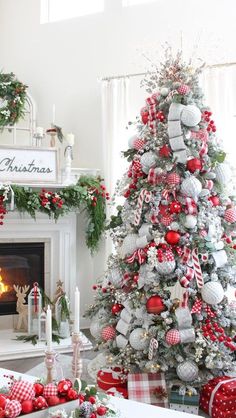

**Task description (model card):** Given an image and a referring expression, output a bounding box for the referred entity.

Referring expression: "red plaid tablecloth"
[128,372,168,408]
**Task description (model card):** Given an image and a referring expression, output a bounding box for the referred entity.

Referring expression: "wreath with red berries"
[0,72,27,128]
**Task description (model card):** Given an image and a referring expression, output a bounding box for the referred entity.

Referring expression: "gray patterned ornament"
[155,260,176,275]
[181,176,202,199]
[121,234,138,257]
[214,163,231,185]
[180,105,201,127]
[140,151,157,174]
[176,360,199,382]
[129,328,149,350]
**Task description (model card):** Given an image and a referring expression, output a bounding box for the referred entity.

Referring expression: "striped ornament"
[134,189,152,226]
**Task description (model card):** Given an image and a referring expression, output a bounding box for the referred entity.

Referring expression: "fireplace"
[0,242,44,316]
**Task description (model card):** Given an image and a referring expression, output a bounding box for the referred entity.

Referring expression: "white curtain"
[201,66,236,164]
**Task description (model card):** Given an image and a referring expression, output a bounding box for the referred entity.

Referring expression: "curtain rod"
[100,61,236,82]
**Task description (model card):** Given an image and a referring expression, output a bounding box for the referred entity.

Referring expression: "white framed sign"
[0,146,59,184]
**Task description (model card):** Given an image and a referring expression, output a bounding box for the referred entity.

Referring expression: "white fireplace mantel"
[0,210,77,330]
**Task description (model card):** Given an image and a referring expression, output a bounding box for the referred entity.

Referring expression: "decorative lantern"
[38,310,46,341]
[28,282,42,335]
[55,295,70,338]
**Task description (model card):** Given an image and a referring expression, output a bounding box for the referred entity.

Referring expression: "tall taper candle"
[74,287,80,334]
[46,305,52,352]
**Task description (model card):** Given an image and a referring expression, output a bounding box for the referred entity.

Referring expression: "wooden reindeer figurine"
[13,285,30,331]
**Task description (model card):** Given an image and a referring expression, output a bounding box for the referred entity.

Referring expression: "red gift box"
[200,376,236,417]
[97,367,128,394]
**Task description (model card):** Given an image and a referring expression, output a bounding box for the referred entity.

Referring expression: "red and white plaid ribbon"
[148,119,157,135]
[179,266,195,288]
[192,248,204,288]
[126,248,147,265]
[150,212,159,224]
[134,189,152,226]
[147,168,165,185]
[148,338,159,360]
[181,247,191,264]
[191,298,202,314]
[185,197,198,214]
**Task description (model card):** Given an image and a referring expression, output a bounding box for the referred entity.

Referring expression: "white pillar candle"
[74,287,80,334]
[52,104,56,125]
[66,133,75,147]
[35,126,44,136]
[46,305,52,352]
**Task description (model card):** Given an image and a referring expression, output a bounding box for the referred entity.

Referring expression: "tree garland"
[0,72,28,127]
[0,176,109,252]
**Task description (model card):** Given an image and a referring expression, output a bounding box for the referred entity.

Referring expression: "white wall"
[0,0,235,325]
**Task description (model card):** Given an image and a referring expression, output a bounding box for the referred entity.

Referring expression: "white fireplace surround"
[0,211,77,330]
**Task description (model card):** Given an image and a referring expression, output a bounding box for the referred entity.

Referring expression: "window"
[122,0,157,6]
[41,0,104,24]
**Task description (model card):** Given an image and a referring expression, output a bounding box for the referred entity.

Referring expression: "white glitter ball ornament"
[160,87,169,97]
[176,360,199,382]
[184,214,197,229]
[181,176,202,199]
[181,105,201,127]
[90,319,103,339]
[215,163,231,185]
[129,328,149,350]
[140,151,157,174]
[110,268,123,287]
[156,260,176,275]
[121,234,138,257]
[201,281,224,305]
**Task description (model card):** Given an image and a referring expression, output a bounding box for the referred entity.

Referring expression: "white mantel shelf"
[0,329,93,361]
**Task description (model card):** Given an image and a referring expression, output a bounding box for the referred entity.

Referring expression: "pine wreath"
[0,72,27,128]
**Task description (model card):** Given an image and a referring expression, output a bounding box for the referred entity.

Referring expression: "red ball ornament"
[187,158,202,173]
[165,329,181,345]
[59,397,67,404]
[111,303,123,315]
[101,326,116,341]
[141,112,149,125]
[57,379,72,396]
[0,408,5,418]
[159,144,171,158]
[165,230,180,245]
[0,395,6,409]
[169,201,182,214]
[33,396,48,410]
[166,172,181,186]
[146,295,166,314]
[78,394,85,404]
[224,208,236,223]
[33,383,44,397]
[21,400,34,414]
[5,400,21,418]
[66,388,78,401]
[47,396,60,407]
[88,396,96,404]
[208,195,220,206]
[90,414,97,418]
[96,406,107,416]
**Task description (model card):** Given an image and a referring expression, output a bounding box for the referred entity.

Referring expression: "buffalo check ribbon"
[126,248,147,265]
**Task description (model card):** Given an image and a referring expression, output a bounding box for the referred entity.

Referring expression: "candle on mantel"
[66,133,75,147]
[74,287,80,334]
[46,305,52,352]
[35,126,44,136]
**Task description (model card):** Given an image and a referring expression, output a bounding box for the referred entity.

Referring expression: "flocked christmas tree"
[86,50,236,385]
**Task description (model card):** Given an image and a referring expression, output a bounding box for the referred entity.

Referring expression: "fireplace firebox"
[0,243,44,315]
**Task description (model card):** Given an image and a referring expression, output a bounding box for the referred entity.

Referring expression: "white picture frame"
[0,146,59,184]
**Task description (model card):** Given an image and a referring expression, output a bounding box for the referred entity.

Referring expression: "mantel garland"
[0,176,109,252]
[0,72,28,127]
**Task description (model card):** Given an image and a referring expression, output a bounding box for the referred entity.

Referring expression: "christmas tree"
[86,51,236,385]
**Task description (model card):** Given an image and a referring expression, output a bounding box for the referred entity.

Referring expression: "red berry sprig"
[202,110,216,132]
[202,319,236,351]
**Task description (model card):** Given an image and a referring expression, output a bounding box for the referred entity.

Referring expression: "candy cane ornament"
[192,248,204,288]
[148,337,159,360]
[134,189,152,226]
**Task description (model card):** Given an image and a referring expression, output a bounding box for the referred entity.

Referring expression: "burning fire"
[0,268,8,296]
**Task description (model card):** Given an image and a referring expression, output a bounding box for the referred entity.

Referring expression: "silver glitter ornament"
[176,360,199,382]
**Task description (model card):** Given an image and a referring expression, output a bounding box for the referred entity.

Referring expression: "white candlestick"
[52,104,56,125]
[74,287,80,334]
[35,126,44,136]
[46,305,52,352]
[66,133,75,147]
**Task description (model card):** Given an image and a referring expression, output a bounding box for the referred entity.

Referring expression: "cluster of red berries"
[0,196,7,225]
[90,185,109,207]
[39,190,64,209]
[156,110,165,122]
[202,110,216,132]
[202,319,236,351]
